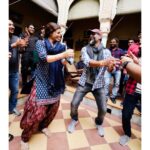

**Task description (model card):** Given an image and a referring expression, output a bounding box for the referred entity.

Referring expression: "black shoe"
[110,97,116,104]
[9,134,14,142]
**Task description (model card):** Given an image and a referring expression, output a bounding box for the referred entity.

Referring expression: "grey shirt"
[78,44,111,91]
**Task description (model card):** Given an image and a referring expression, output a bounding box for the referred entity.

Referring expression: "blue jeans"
[122,93,141,137]
[70,83,107,125]
[104,70,121,98]
[9,72,19,112]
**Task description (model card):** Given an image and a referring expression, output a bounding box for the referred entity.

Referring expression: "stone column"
[57,0,75,41]
[99,0,118,47]
[99,18,112,47]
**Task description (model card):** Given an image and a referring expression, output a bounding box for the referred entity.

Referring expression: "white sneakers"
[67,119,105,137]
[119,135,130,146]
[67,119,78,133]
[12,108,21,116]
[97,125,105,137]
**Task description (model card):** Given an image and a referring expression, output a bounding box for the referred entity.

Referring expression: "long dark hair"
[45,22,61,38]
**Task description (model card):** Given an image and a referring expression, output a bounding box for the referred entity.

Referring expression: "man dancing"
[67,29,116,136]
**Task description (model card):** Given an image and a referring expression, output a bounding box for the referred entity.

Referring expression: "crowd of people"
[9,19,141,149]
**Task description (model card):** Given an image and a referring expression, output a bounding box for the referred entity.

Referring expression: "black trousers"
[21,52,36,85]
[122,93,141,137]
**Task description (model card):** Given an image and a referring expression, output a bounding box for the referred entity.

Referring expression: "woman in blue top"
[20,22,74,150]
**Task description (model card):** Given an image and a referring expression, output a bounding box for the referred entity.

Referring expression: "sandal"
[42,128,51,138]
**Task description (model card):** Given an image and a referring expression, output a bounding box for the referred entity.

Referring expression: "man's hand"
[124,51,139,64]
[16,39,28,48]
[105,57,121,72]
[11,39,28,48]
[89,57,120,68]
[128,51,139,64]
[103,57,120,67]
[107,63,115,72]
[121,56,133,64]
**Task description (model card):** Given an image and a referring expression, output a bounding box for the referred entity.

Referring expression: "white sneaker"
[97,125,104,137]
[119,135,130,146]
[67,119,78,133]
[13,108,21,116]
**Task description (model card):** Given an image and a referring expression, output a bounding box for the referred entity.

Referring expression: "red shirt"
[126,77,137,95]
[127,43,139,57]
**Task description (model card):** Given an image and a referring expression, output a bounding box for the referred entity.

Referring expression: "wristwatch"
[122,61,131,69]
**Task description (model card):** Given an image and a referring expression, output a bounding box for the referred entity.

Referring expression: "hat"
[89,29,102,36]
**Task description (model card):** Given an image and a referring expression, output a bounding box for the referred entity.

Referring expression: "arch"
[68,0,99,20]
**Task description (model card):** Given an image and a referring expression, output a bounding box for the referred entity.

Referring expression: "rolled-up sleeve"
[103,49,111,59]
[36,40,47,62]
[81,47,91,67]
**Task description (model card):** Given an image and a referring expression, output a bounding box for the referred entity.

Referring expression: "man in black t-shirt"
[20,24,38,86]
[9,20,27,116]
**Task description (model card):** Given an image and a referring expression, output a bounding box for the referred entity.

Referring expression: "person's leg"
[29,52,36,78]
[104,70,112,99]
[68,84,91,133]
[21,53,30,86]
[21,121,41,150]
[135,93,141,113]
[20,83,38,150]
[120,74,129,106]
[120,93,138,146]
[31,63,36,78]
[21,103,48,149]
[111,70,121,102]
[38,101,60,137]
[21,108,47,143]
[92,87,107,137]
[9,72,20,116]
[118,70,125,96]
[70,84,91,121]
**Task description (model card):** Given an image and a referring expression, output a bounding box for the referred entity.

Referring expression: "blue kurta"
[34,40,61,105]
